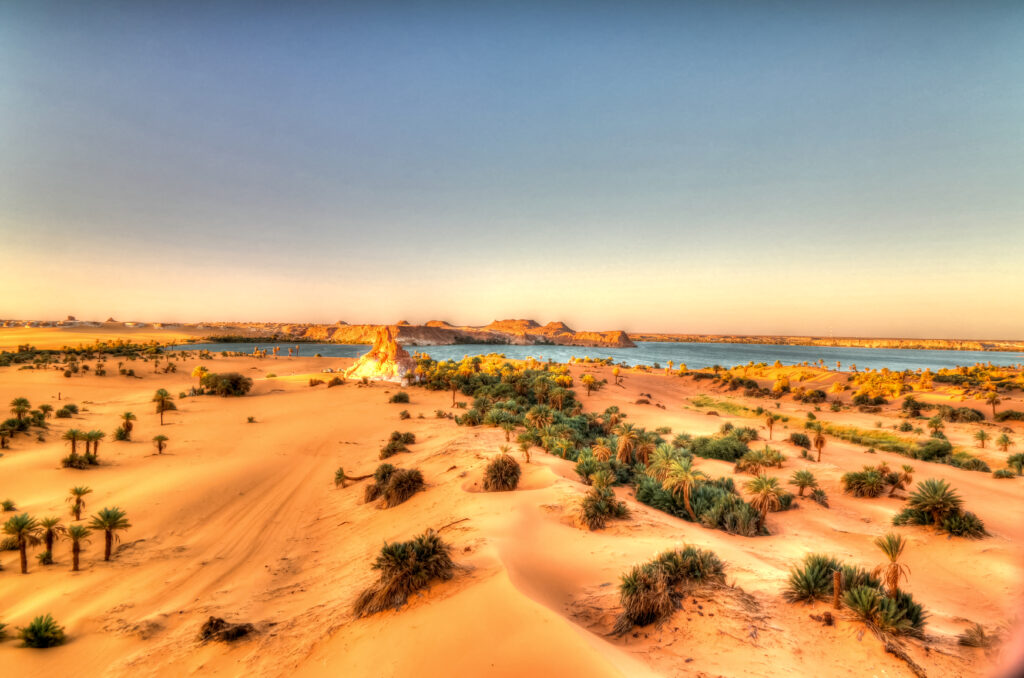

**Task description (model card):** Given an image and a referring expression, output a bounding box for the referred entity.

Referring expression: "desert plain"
[1,328,1022,678]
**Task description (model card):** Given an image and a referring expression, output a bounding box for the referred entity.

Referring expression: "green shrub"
[994,410,1024,422]
[389,391,410,404]
[1,499,15,512]
[993,469,1016,479]
[17,614,66,648]
[841,468,886,497]
[810,487,829,507]
[114,426,129,441]
[789,433,811,449]
[398,410,411,420]
[55,408,72,419]
[382,469,425,508]
[483,454,521,491]
[200,372,253,396]
[352,530,454,617]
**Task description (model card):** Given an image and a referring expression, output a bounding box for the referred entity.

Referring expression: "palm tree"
[996,434,1014,453]
[581,374,596,395]
[3,513,42,573]
[500,421,516,442]
[62,428,84,456]
[89,507,131,561]
[614,423,639,465]
[635,431,658,466]
[9,397,31,422]
[984,392,1001,419]
[872,533,910,598]
[927,416,944,436]
[85,430,105,458]
[663,458,706,521]
[65,525,91,572]
[152,435,168,454]
[67,486,93,520]
[612,366,621,385]
[120,411,137,437]
[648,444,681,481]
[600,406,624,433]
[813,430,826,462]
[591,438,613,462]
[152,389,176,425]
[39,404,53,419]
[974,429,991,449]
[526,406,553,430]
[745,474,783,532]
[789,469,818,496]
[765,413,776,440]
[907,479,963,528]
[40,516,66,557]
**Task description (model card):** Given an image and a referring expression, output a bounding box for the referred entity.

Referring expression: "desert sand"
[1,344,1022,677]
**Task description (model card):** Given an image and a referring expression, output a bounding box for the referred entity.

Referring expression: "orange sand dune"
[1,353,1021,676]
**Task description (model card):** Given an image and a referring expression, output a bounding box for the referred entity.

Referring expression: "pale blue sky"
[2,2,1022,337]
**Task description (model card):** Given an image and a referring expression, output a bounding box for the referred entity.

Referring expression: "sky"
[1,1,1022,338]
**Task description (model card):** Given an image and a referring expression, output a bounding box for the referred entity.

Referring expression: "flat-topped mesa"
[344,326,417,383]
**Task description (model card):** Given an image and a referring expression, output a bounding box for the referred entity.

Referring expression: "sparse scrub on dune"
[388,391,410,403]
[483,453,521,491]
[362,464,425,507]
[353,529,455,617]
[734,446,785,474]
[334,466,372,488]
[380,431,416,459]
[613,546,726,634]
[326,376,344,387]
[958,622,1004,649]
[816,421,989,472]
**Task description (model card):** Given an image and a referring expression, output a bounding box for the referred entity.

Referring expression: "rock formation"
[344,326,417,383]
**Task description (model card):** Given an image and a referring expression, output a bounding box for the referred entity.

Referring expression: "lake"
[169,341,1024,372]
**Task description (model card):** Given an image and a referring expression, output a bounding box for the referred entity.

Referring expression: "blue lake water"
[170,341,1024,372]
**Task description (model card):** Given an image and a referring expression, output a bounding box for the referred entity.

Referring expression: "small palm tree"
[581,374,596,395]
[813,430,826,462]
[192,365,209,387]
[765,413,776,440]
[927,416,944,435]
[62,428,84,456]
[64,525,91,571]
[40,516,66,556]
[974,429,990,449]
[996,434,1014,453]
[10,397,31,422]
[66,486,93,520]
[648,444,681,482]
[745,474,783,531]
[3,513,42,573]
[889,465,915,497]
[872,532,910,598]
[85,430,106,458]
[152,389,177,425]
[789,469,818,496]
[39,404,54,419]
[152,435,168,454]
[984,392,1001,418]
[89,507,131,561]
[120,411,137,436]
[663,458,706,521]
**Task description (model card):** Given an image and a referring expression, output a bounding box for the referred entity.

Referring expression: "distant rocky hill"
[626,333,1024,352]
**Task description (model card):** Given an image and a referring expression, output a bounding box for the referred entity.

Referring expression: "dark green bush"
[17,614,66,648]
[389,391,410,403]
[789,433,811,449]
[200,372,253,396]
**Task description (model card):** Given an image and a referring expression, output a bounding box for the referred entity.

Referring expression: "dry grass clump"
[363,464,425,508]
[614,545,725,634]
[353,529,454,617]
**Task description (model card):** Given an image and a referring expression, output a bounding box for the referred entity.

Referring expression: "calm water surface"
[170,341,1024,372]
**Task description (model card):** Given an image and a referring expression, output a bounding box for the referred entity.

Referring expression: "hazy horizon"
[3,2,1022,338]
